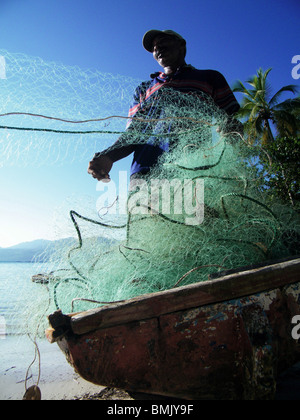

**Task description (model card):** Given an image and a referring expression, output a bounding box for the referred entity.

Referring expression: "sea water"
[0,262,50,337]
[0,262,51,377]
[0,262,76,399]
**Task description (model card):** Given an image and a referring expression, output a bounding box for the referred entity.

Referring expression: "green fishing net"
[1,50,299,332]
[0,49,136,167]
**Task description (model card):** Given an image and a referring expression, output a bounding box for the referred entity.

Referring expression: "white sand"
[0,336,104,400]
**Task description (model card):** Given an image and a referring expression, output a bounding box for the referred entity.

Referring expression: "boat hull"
[48,258,300,399]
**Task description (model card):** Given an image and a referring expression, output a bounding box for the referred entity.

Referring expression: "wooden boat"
[46,256,300,400]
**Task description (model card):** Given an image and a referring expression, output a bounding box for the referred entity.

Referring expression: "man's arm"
[211,71,243,139]
[87,142,135,181]
[212,70,240,116]
[88,84,145,181]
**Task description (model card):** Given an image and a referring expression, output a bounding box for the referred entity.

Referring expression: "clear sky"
[0,0,299,247]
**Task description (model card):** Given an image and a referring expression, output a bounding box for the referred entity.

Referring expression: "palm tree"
[233,68,300,145]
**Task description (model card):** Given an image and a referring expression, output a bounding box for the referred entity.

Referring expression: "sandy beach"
[0,332,135,401]
[0,336,107,400]
[1,335,299,400]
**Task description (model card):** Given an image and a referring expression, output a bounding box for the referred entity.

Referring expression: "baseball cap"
[142,30,186,52]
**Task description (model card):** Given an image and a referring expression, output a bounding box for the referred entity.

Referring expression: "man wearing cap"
[88,30,240,182]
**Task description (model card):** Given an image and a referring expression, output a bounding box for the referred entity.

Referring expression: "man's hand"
[88,155,113,182]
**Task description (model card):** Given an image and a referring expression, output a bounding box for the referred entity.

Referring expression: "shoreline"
[0,336,106,401]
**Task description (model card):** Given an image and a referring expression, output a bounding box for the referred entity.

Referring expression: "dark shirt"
[99,65,240,176]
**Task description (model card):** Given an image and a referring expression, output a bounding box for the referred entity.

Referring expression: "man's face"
[152,35,184,69]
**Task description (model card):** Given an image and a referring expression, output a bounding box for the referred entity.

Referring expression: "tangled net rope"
[39,87,299,316]
[1,50,299,331]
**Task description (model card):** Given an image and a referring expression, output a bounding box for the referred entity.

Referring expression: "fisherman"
[88,29,241,182]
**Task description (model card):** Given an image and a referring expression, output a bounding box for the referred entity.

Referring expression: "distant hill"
[0,236,118,263]
[0,238,75,263]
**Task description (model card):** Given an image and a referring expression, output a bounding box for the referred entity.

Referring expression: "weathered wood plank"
[70,257,300,335]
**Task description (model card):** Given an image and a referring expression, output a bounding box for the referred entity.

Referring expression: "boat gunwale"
[63,256,300,336]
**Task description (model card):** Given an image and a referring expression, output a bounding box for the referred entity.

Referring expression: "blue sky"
[0,0,299,247]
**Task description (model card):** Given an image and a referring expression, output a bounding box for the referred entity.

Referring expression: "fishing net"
[47,89,298,316]
[0,49,137,167]
[1,50,299,337]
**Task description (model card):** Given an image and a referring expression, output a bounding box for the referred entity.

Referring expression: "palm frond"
[232,80,254,98]
[233,67,299,146]
[273,109,300,137]
[273,97,300,112]
[232,80,246,92]
[269,85,299,107]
